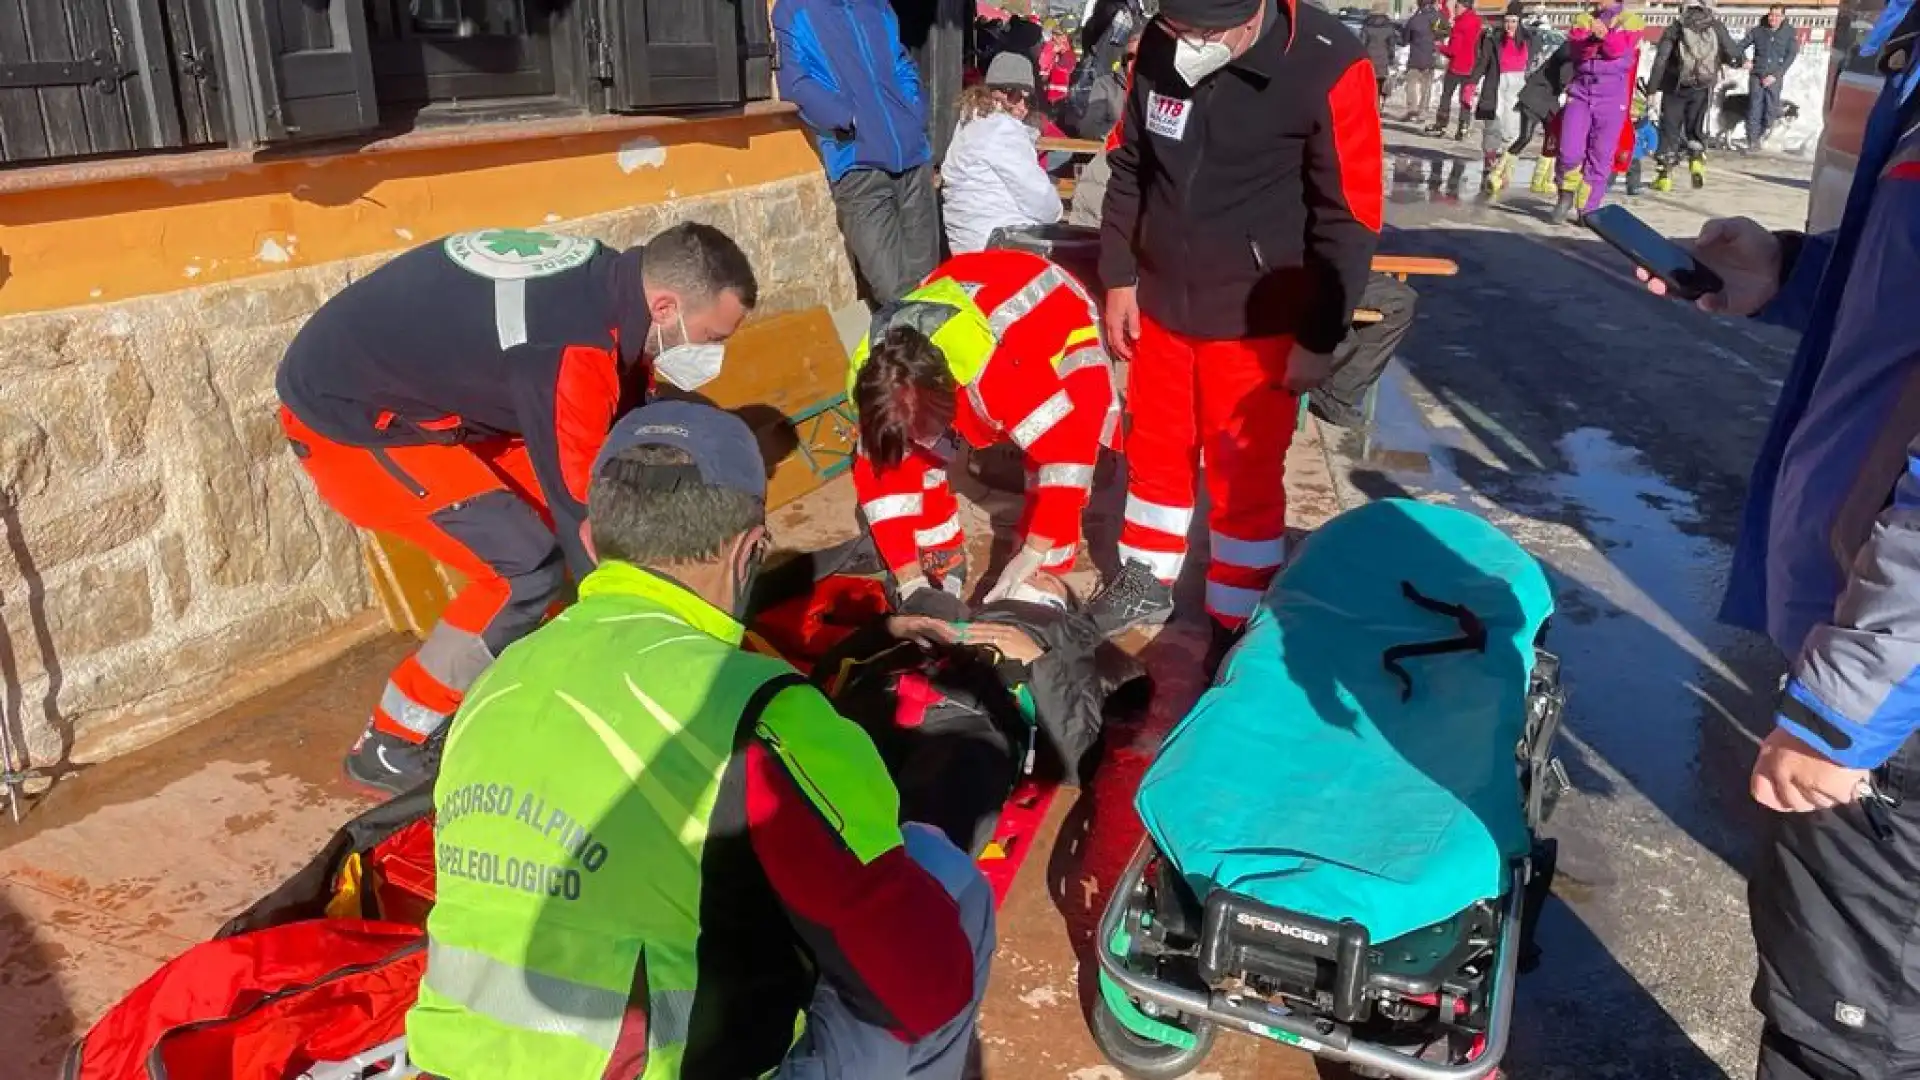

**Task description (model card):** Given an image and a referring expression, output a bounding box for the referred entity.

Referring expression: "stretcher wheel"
[1089,994,1216,1079]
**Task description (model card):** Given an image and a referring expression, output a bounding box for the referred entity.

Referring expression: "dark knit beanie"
[1158,0,1262,30]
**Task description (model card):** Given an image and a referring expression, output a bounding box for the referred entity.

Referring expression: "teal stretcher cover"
[1137,499,1553,944]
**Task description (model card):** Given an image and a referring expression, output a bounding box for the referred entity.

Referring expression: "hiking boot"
[1548,191,1576,225]
[343,723,442,797]
[1204,619,1244,680]
[1087,560,1175,637]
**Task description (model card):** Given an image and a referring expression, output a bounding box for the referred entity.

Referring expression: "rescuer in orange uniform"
[1089,0,1384,666]
[276,223,756,793]
[849,249,1118,612]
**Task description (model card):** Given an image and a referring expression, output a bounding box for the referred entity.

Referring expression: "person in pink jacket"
[1550,0,1646,223]
[1425,0,1483,140]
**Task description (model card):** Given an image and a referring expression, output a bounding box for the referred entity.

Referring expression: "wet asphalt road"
[1331,133,1815,1079]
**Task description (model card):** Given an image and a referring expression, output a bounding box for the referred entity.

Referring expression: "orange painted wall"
[0,110,820,317]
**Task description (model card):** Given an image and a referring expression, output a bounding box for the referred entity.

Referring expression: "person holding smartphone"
[1639,4,1920,1073]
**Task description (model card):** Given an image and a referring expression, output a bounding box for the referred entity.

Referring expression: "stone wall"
[0,172,857,773]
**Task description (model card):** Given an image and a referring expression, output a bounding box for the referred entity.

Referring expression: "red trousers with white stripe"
[281,407,566,745]
[1116,316,1297,628]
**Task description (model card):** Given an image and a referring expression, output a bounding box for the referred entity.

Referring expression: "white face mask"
[651,312,727,393]
[1172,34,1235,86]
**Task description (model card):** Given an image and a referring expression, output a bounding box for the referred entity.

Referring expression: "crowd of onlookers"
[1382,0,1800,219]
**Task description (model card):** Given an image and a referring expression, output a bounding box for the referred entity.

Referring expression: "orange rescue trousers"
[1115,318,1298,629]
[279,407,567,744]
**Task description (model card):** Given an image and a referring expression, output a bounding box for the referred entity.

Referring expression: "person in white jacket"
[942,52,1063,254]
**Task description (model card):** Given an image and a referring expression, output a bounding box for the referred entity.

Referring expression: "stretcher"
[1089,499,1566,1079]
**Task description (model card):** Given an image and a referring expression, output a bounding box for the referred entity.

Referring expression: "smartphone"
[1583,204,1725,301]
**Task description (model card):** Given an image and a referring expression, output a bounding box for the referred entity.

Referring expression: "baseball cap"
[591,400,768,502]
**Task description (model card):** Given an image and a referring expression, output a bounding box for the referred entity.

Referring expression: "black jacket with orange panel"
[1099,0,1385,351]
[276,230,654,577]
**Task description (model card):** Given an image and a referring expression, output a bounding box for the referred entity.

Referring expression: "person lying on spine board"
[829,571,1145,856]
[848,248,1118,619]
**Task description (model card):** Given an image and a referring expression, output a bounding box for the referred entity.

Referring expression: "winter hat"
[1157,0,1262,31]
[985,51,1038,92]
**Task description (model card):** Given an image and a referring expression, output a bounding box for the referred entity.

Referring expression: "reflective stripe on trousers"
[1210,530,1286,571]
[1123,494,1194,538]
[1116,543,1184,581]
[1205,580,1264,624]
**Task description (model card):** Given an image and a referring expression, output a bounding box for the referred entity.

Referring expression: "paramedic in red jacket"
[1091,0,1383,658]
[851,249,1118,613]
[275,223,756,794]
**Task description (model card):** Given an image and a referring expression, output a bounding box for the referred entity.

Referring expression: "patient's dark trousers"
[1751,735,1920,1079]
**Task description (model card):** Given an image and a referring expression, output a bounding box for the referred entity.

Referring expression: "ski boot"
[1653,163,1674,192]
[1548,169,1582,224]
[1529,156,1557,194]
[1690,154,1707,190]
[1624,158,1644,196]
[1486,151,1516,195]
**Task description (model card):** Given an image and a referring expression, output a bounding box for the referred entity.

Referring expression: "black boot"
[1453,119,1469,141]
[1086,559,1176,637]
[1204,619,1244,680]
[1548,191,1576,225]
[343,722,443,796]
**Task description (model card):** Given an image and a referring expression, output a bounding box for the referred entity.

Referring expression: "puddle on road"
[1523,429,1769,810]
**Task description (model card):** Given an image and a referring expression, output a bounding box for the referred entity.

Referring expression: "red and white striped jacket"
[854,249,1116,578]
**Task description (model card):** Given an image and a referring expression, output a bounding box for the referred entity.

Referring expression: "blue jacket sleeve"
[884,5,926,112]
[1756,230,1837,335]
[775,3,859,132]
[1780,439,1920,769]
[1775,176,1920,768]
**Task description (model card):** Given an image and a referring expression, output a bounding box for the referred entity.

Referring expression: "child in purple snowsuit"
[1550,1,1645,223]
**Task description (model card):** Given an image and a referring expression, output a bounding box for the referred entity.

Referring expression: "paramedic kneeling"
[408,400,992,1080]
[277,223,756,796]
[851,248,1117,618]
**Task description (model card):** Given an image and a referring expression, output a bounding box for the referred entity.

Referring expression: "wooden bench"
[363,306,857,639]
[1038,136,1104,155]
